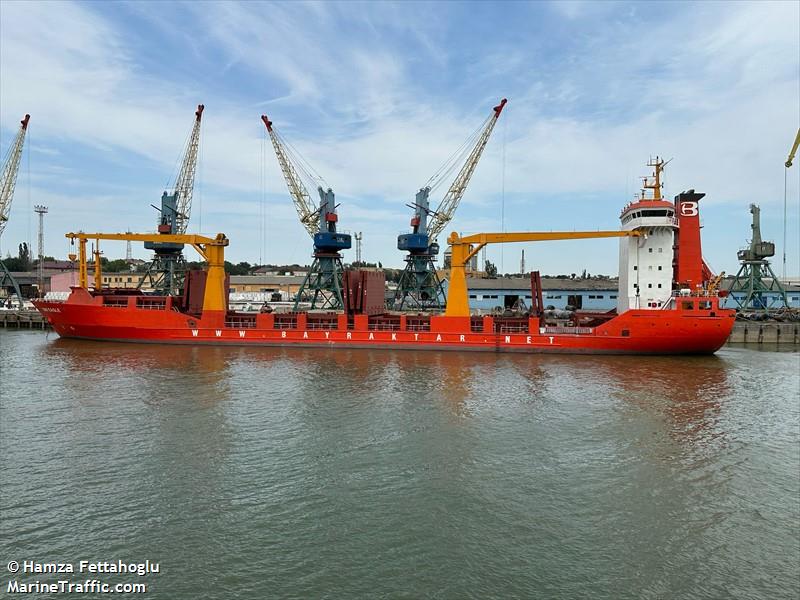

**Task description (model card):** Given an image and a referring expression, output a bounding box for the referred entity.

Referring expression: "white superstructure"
[617,158,677,313]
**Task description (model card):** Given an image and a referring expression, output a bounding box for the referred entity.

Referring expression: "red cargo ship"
[33,162,735,355]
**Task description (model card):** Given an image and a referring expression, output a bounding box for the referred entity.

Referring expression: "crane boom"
[427,99,507,243]
[787,127,800,168]
[0,114,30,238]
[445,229,641,317]
[261,115,318,238]
[173,104,204,234]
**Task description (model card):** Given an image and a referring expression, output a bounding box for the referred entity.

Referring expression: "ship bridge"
[618,158,678,312]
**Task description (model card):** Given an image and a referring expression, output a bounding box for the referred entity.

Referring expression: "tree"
[18,243,30,270]
[104,259,130,273]
[484,260,498,279]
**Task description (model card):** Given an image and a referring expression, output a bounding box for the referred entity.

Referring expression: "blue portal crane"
[261,114,351,310]
[394,98,507,310]
[140,104,204,295]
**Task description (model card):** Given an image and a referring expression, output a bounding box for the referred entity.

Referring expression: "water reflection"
[602,354,731,443]
[40,338,235,408]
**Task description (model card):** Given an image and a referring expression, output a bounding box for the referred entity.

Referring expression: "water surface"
[1,331,798,598]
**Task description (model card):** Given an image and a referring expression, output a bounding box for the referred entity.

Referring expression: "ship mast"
[641,156,669,200]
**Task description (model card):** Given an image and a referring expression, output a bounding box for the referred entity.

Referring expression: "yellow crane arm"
[787,127,800,168]
[66,231,229,311]
[445,230,641,317]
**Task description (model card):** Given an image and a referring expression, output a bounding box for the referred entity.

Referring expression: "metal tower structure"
[261,114,351,310]
[729,204,788,310]
[0,114,30,307]
[125,231,133,263]
[395,98,507,310]
[140,104,204,295]
[520,249,525,275]
[34,205,48,296]
[354,232,363,265]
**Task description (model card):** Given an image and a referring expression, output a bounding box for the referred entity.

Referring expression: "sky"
[1,0,798,276]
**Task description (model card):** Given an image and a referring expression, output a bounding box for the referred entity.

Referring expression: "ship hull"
[33,292,735,356]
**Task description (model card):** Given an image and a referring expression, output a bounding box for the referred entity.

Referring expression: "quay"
[0,310,49,330]
[727,321,799,345]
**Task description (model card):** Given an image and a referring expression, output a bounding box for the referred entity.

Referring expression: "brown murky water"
[2,331,798,598]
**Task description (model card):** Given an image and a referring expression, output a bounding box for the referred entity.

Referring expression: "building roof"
[7,270,65,282]
[252,266,308,275]
[464,277,619,291]
[40,260,75,271]
[229,275,307,285]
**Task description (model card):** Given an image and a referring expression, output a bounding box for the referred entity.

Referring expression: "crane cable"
[783,167,788,281]
[425,115,490,194]
[273,127,329,191]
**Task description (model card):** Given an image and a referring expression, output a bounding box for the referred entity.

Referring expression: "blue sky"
[1,0,798,276]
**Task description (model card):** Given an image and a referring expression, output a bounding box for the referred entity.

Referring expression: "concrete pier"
[0,310,50,330]
[727,321,799,345]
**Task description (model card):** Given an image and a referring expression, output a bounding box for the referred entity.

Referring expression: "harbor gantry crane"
[394,98,507,311]
[139,104,204,295]
[261,114,351,310]
[0,114,31,308]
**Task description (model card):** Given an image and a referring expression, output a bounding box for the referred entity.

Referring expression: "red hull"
[33,289,735,355]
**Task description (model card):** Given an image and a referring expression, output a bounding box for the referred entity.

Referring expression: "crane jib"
[0,115,31,238]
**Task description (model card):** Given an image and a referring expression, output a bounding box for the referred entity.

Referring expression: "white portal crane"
[0,114,30,238]
[0,114,31,308]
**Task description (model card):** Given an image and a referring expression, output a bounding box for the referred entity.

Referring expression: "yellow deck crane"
[0,114,31,308]
[69,231,229,312]
[444,230,641,317]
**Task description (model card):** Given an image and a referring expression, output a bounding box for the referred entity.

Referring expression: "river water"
[1,330,798,599]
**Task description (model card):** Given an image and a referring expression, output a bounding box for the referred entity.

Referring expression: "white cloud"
[0,1,797,275]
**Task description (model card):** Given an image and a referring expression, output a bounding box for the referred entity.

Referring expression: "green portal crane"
[728,204,788,311]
